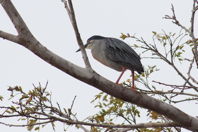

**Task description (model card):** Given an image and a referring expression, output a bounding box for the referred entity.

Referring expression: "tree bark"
[1,0,198,131]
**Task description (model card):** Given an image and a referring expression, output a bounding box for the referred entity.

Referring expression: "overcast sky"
[0,0,196,132]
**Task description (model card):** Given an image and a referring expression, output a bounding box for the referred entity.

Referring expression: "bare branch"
[165,2,198,67]
[187,58,198,84]
[1,1,198,131]
[0,30,19,43]
[115,122,180,132]
[164,4,190,33]
[191,0,198,67]
[188,74,198,85]
[70,95,76,111]
[152,80,197,90]
[62,0,92,69]
[172,97,198,103]
[140,89,198,98]
[1,0,33,38]
[0,117,179,130]
[0,121,53,128]
[64,121,180,129]
[134,36,197,90]
[190,0,198,37]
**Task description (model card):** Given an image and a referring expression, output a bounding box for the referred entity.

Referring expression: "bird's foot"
[131,86,136,91]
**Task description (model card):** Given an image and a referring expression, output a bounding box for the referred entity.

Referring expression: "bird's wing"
[105,38,143,72]
[107,38,140,58]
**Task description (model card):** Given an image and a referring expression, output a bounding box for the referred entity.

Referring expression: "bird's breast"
[91,44,123,71]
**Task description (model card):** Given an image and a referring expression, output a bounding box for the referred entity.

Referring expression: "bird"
[76,35,144,90]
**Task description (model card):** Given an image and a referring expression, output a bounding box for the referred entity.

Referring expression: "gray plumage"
[79,35,144,74]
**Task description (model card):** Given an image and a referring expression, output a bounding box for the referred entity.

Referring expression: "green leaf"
[152,31,157,35]
[34,126,40,131]
[0,96,3,101]
[120,33,128,40]
[27,119,37,131]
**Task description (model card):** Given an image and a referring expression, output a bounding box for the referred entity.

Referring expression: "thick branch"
[1,0,198,131]
[1,0,32,38]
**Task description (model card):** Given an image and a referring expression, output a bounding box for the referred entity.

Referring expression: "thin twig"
[70,95,76,111]
[0,120,53,127]
[31,114,181,129]
[164,4,190,34]
[172,98,198,103]
[135,35,196,89]
[191,0,198,67]
[152,80,198,90]
[164,2,198,67]
[187,59,198,84]
[62,0,92,69]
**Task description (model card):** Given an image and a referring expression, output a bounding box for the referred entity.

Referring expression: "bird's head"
[76,35,106,52]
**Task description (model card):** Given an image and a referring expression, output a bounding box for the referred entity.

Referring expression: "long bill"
[76,43,89,52]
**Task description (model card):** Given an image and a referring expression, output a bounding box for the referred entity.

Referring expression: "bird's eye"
[88,40,91,43]
[89,40,94,43]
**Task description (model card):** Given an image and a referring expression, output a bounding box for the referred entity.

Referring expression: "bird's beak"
[76,43,89,52]
[76,48,81,52]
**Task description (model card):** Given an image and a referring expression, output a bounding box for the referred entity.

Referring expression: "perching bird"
[77,35,144,90]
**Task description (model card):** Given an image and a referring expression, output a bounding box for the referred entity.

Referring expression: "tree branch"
[0,119,179,130]
[1,0,198,131]
[191,0,198,67]
[1,0,33,38]
[62,0,92,69]
[46,118,181,129]
[134,36,197,90]
[0,121,53,128]
[0,30,19,43]
[164,1,198,67]
[164,4,190,34]
[115,122,180,132]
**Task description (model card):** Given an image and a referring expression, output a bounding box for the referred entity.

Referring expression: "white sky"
[0,0,196,132]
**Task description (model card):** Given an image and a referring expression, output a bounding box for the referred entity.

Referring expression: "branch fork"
[1,0,198,131]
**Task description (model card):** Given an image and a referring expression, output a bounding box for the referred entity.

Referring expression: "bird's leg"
[116,68,126,84]
[131,70,135,90]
